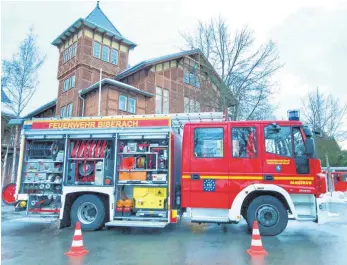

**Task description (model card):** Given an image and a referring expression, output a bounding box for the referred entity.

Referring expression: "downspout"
[78,91,85,117]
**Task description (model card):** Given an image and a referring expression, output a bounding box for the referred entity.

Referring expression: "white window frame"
[60,106,66,118]
[67,103,73,117]
[70,75,75,88]
[72,42,77,57]
[155,87,163,114]
[93,41,101,59]
[111,49,118,65]
[119,95,127,111]
[102,46,110,62]
[128,98,136,114]
[163,89,169,114]
[63,79,69,91]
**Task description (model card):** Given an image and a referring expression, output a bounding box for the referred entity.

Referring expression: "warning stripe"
[182,175,314,181]
[71,240,83,247]
[251,239,262,247]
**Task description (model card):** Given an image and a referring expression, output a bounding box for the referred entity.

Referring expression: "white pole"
[98,68,102,116]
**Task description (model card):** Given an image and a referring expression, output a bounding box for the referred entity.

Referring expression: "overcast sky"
[1,0,346,144]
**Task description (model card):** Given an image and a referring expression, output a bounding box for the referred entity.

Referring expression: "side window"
[119,95,127,111]
[128,98,136,113]
[194,128,223,158]
[342,174,347,182]
[232,127,257,158]
[102,46,110,62]
[293,127,305,156]
[93,41,101,59]
[264,126,292,157]
[60,106,66,118]
[111,49,118,65]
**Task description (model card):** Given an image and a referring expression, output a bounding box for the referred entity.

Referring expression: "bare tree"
[181,16,282,120]
[302,87,347,142]
[1,28,45,182]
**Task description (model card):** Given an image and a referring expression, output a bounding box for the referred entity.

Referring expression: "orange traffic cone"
[65,222,89,257]
[247,221,268,256]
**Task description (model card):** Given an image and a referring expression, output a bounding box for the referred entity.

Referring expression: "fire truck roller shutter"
[70,194,105,231]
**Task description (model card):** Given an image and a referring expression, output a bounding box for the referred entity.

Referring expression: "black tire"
[70,194,105,231]
[246,195,288,236]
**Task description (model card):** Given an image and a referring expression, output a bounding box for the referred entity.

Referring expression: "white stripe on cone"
[72,240,83,247]
[74,230,82,236]
[251,239,262,246]
[253,229,260,235]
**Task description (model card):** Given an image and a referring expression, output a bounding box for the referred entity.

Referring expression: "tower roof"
[85,1,122,36]
[52,2,136,48]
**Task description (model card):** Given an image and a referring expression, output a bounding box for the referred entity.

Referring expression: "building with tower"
[26,2,235,119]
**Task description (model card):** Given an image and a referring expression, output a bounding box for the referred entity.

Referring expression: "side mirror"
[305,137,315,157]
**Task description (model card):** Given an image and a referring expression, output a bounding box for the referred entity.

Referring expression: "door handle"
[264,175,274,181]
[191,174,200,180]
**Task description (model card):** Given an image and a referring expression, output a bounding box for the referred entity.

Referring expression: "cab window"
[264,126,292,157]
[232,127,257,158]
[343,174,347,182]
[194,128,223,158]
[293,127,305,156]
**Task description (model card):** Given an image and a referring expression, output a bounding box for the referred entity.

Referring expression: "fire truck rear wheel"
[71,194,105,231]
[246,195,288,236]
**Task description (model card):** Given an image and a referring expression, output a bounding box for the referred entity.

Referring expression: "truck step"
[105,220,168,228]
[296,214,316,221]
[191,217,230,223]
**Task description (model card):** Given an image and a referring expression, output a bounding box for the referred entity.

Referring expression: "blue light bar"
[288,110,300,121]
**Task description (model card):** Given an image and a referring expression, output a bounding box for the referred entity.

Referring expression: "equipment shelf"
[118,152,158,155]
[25,160,63,163]
[24,171,63,174]
[23,182,62,184]
[117,181,167,186]
[68,158,104,161]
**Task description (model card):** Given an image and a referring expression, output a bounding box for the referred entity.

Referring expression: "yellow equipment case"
[133,187,167,210]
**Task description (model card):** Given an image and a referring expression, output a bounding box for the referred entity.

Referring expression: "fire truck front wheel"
[71,194,105,231]
[246,195,288,236]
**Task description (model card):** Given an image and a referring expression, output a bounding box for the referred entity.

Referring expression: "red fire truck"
[5,111,335,236]
[332,172,347,193]
[322,167,347,193]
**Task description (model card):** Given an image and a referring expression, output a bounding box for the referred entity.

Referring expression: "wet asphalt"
[2,204,347,265]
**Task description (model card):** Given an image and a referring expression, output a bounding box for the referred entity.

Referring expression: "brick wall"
[55,33,130,117]
[119,57,219,114]
[84,84,149,116]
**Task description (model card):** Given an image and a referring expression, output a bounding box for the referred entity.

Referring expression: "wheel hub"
[256,205,279,227]
[77,202,98,224]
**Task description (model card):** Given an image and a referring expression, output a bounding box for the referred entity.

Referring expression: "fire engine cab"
[10,111,333,236]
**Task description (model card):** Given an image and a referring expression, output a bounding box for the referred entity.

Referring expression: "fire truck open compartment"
[113,134,171,222]
[65,138,115,186]
[21,139,65,216]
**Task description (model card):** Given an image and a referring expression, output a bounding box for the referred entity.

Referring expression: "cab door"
[262,124,313,189]
[189,124,230,208]
[228,125,262,205]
